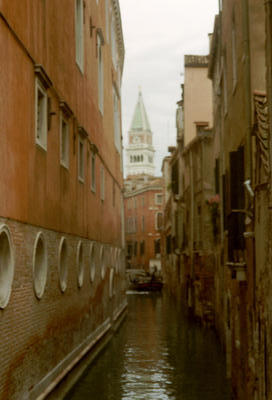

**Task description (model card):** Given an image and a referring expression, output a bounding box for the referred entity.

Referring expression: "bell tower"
[126,89,155,177]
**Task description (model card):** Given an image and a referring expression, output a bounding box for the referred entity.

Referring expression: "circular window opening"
[89,242,96,283]
[100,245,105,279]
[33,232,48,299]
[58,237,68,292]
[111,247,117,272]
[109,268,114,298]
[77,241,84,288]
[0,225,15,309]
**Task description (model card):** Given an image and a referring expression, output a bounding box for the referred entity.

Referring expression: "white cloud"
[119,0,218,176]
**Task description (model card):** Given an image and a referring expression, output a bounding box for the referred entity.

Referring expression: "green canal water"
[65,292,231,400]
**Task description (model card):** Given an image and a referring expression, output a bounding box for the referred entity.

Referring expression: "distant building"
[124,90,163,272]
[0,1,127,398]
[124,178,163,272]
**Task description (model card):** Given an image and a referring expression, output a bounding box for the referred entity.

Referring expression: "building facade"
[161,56,215,324]
[0,1,127,399]
[162,1,272,399]
[124,178,163,273]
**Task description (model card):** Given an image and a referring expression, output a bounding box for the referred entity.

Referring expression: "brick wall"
[0,217,126,399]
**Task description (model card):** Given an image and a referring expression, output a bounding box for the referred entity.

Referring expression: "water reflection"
[65,292,230,400]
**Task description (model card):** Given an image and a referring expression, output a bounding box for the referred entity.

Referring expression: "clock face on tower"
[132,136,140,144]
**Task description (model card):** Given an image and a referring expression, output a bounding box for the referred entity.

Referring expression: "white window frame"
[35,78,48,150]
[60,113,69,168]
[91,152,96,192]
[76,241,84,288]
[75,0,84,72]
[0,225,15,309]
[33,232,48,299]
[100,165,105,201]
[78,136,84,182]
[58,237,68,292]
[97,33,104,114]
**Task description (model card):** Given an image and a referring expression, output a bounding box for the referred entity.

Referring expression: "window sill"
[35,140,47,152]
[78,177,84,184]
[76,60,84,75]
[60,162,69,170]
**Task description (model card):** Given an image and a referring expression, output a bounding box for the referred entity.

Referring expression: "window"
[140,241,145,255]
[33,232,48,299]
[75,0,84,72]
[154,239,161,255]
[35,79,47,149]
[155,212,163,230]
[133,217,137,233]
[58,237,68,292]
[141,216,145,232]
[76,241,84,288]
[155,193,163,205]
[126,242,133,258]
[113,86,121,152]
[0,225,15,309]
[97,32,104,113]
[89,242,96,283]
[60,114,69,168]
[100,166,105,201]
[134,198,137,209]
[78,137,84,182]
[134,241,138,256]
[100,245,105,279]
[142,196,145,207]
[91,153,96,192]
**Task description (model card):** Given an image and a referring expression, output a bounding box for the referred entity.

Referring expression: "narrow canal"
[65,292,231,400]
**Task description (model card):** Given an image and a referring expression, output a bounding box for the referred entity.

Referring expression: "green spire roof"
[130,89,151,132]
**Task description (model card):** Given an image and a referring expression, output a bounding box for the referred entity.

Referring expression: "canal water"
[65,292,231,400]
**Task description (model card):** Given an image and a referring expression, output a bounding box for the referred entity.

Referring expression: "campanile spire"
[126,89,155,177]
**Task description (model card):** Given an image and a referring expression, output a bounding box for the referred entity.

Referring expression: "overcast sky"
[119,0,219,176]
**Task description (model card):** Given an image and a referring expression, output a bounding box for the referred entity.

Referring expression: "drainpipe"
[242,0,252,183]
